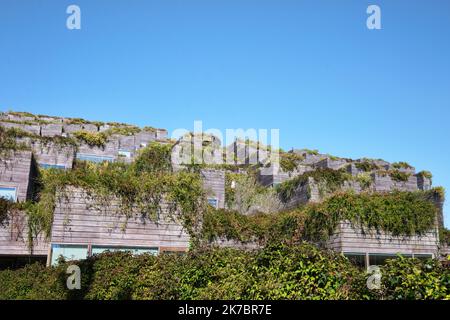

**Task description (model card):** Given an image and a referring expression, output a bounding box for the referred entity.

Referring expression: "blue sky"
[0,1,449,226]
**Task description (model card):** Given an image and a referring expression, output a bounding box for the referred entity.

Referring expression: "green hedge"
[0,244,448,300]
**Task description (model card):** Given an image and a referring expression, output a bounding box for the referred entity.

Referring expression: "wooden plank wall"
[326,221,439,256]
[0,150,33,201]
[200,169,225,209]
[0,211,50,256]
[51,187,190,250]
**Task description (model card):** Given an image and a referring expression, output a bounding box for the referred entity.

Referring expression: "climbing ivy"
[0,126,30,158]
[392,161,413,170]
[303,190,439,242]
[280,152,304,172]
[276,168,351,202]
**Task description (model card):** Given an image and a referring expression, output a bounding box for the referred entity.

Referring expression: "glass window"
[118,150,132,158]
[91,246,158,256]
[414,254,433,260]
[76,154,114,163]
[51,244,88,265]
[344,253,366,268]
[0,187,17,202]
[39,163,66,170]
[207,198,218,208]
[369,253,399,266]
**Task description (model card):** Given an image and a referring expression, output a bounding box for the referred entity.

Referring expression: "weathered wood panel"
[0,211,50,256]
[326,221,439,256]
[51,188,190,250]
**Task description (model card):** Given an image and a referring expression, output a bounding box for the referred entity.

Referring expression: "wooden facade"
[326,221,439,257]
[48,187,190,263]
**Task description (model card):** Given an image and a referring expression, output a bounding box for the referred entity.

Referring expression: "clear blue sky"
[0,1,449,227]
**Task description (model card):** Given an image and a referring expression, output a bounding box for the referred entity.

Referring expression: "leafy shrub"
[0,126,30,157]
[389,170,411,182]
[0,263,67,300]
[354,172,373,190]
[0,198,12,226]
[23,143,207,249]
[247,243,360,300]
[440,228,450,245]
[355,160,380,172]
[82,251,155,300]
[73,130,108,147]
[0,245,448,300]
[418,170,433,181]
[372,257,449,300]
[134,142,172,173]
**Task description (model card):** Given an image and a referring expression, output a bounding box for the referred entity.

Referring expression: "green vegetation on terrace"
[0,126,30,157]
[276,168,352,202]
[0,244,448,300]
[355,160,381,172]
[418,170,433,180]
[392,161,414,170]
[0,126,78,150]
[72,130,108,147]
[1,111,164,136]
[202,189,440,245]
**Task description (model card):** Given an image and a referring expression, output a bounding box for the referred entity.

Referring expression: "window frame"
[0,186,18,202]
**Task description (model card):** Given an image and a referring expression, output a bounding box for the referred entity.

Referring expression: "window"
[0,187,17,202]
[51,244,88,265]
[414,254,433,260]
[344,252,366,268]
[76,154,114,163]
[91,246,158,256]
[118,150,132,158]
[39,163,66,170]
[207,198,218,208]
[368,253,403,266]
